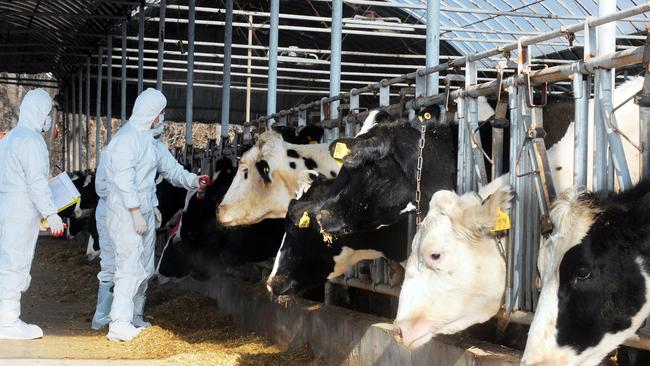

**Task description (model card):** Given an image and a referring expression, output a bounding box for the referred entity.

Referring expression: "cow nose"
[268,276,297,296]
[318,209,346,234]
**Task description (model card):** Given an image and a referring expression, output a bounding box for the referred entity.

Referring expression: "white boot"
[0,319,43,340]
[91,281,113,330]
[0,298,42,340]
[132,295,151,328]
[107,321,143,342]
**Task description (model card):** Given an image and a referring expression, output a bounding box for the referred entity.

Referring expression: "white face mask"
[41,115,52,133]
[152,118,165,138]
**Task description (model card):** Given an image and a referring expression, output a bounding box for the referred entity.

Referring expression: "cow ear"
[430,190,461,218]
[255,160,272,184]
[465,185,513,235]
[330,137,390,168]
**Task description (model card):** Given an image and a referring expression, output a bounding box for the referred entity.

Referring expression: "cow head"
[218,131,338,226]
[267,175,338,296]
[395,177,511,349]
[523,181,650,366]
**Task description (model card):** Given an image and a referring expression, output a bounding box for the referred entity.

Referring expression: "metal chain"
[415,123,426,227]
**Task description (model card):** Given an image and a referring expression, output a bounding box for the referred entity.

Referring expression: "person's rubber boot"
[132,295,151,328]
[0,299,42,340]
[107,321,143,342]
[91,281,114,330]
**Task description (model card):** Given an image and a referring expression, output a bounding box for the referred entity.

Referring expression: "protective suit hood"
[128,88,167,132]
[17,89,52,133]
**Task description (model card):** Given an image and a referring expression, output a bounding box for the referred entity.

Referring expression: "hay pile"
[26,238,323,366]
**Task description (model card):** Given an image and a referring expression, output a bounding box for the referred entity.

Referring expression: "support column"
[266,0,279,129]
[157,0,166,90]
[106,34,113,141]
[186,0,196,151]
[71,74,77,172]
[245,15,253,123]
[85,58,91,169]
[96,47,103,167]
[220,0,233,149]
[138,0,145,93]
[121,21,127,125]
[77,68,83,171]
[573,72,589,187]
[426,0,440,95]
[329,0,343,139]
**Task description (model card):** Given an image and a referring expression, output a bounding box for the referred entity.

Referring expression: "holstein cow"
[394,175,512,349]
[220,218,286,266]
[318,108,458,237]
[218,130,340,226]
[267,174,409,296]
[522,180,650,366]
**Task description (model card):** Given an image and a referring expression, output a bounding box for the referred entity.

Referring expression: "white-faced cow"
[522,180,650,366]
[218,130,340,227]
[394,175,512,349]
[267,174,409,296]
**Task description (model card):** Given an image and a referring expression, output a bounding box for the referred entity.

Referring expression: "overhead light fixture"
[343,15,416,33]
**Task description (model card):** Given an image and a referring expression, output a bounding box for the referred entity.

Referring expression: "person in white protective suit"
[0,89,66,340]
[91,111,209,331]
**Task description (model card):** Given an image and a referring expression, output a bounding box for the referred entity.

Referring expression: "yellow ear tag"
[491,208,511,232]
[298,211,311,228]
[333,142,350,160]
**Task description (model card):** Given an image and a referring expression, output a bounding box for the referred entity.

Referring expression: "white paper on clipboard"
[49,172,81,212]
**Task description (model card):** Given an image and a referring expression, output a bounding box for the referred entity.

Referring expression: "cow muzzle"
[267,275,297,296]
[317,209,351,239]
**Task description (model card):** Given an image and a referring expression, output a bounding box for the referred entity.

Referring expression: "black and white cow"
[220,218,286,266]
[274,125,324,145]
[267,174,409,296]
[218,130,340,227]
[522,180,650,366]
[317,108,457,238]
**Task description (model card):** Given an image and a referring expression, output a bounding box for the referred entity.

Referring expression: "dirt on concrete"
[1,236,322,366]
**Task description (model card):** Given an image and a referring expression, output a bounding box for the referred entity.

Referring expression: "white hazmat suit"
[0,89,65,340]
[103,88,165,342]
[91,118,203,331]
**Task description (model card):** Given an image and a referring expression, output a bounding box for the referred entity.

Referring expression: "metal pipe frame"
[185,0,196,151]
[95,47,103,167]
[121,20,127,126]
[157,0,166,90]
[245,14,253,123]
[572,71,589,187]
[137,0,145,94]
[426,0,440,96]
[266,0,280,129]
[106,34,113,142]
[464,60,487,188]
[220,0,233,148]
[249,4,650,125]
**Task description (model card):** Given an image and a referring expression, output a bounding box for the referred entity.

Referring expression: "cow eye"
[575,267,591,281]
[243,168,249,180]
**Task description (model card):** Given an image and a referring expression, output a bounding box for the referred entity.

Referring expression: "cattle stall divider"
[242,4,650,351]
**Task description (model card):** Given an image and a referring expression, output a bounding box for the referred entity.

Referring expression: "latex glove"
[154,207,162,229]
[196,175,212,192]
[47,214,65,237]
[130,208,148,235]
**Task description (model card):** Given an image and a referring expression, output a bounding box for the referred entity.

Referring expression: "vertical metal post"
[246,15,253,123]
[426,0,440,96]
[465,61,487,187]
[138,0,145,94]
[186,0,196,149]
[298,108,307,128]
[106,35,113,142]
[77,68,83,171]
[85,58,91,169]
[96,47,103,167]
[220,0,233,149]
[121,21,127,125]
[157,0,166,90]
[506,85,519,313]
[329,0,343,138]
[379,80,390,107]
[349,89,359,137]
[456,97,467,192]
[63,88,68,172]
[266,0,279,129]
[71,74,77,171]
[573,72,589,188]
